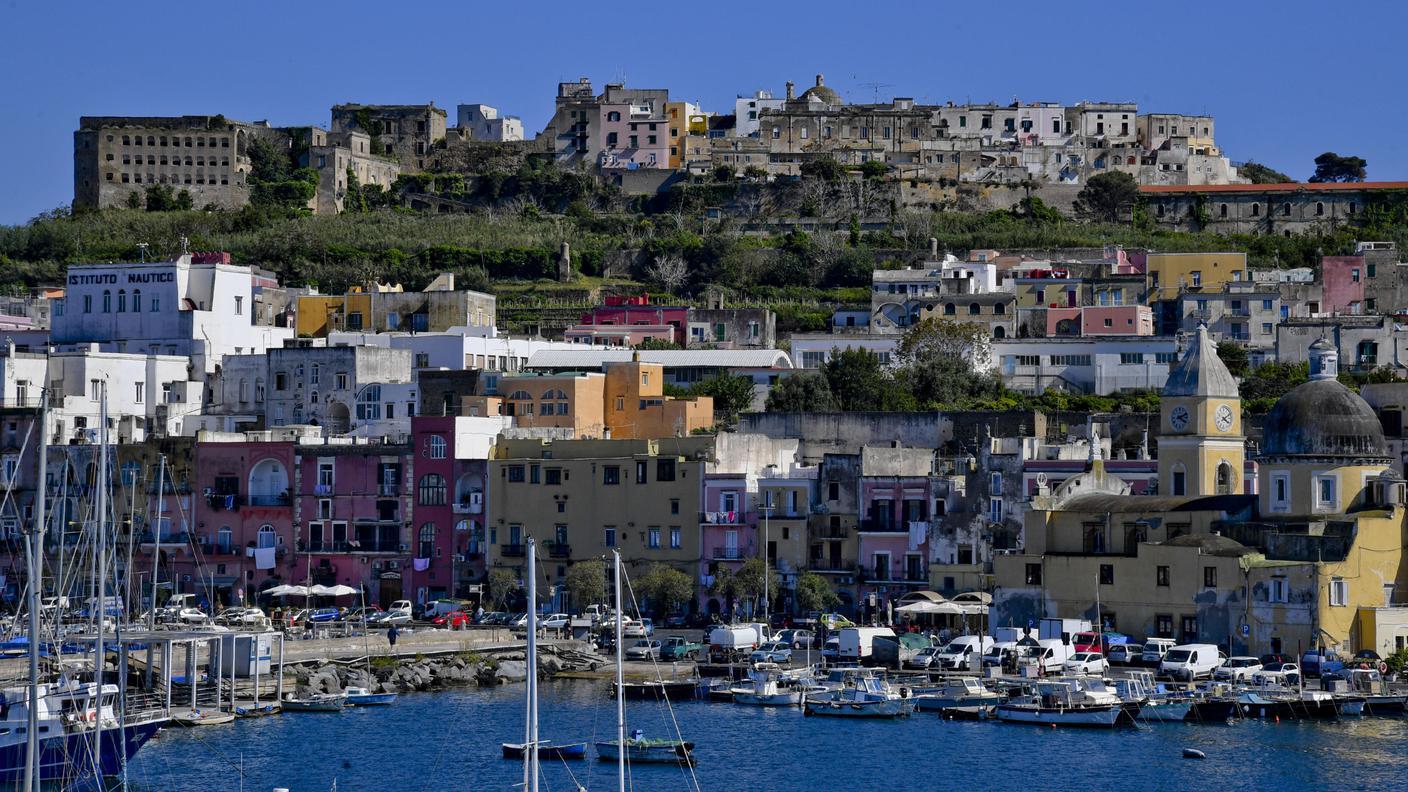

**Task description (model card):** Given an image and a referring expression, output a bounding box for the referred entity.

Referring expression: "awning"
[895,600,964,615]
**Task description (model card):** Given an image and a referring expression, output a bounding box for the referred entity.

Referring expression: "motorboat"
[344,686,398,706]
[1236,689,1359,720]
[234,702,280,718]
[595,730,695,764]
[502,742,587,760]
[0,680,167,783]
[912,677,1000,712]
[1114,671,1193,722]
[995,679,1138,727]
[696,677,738,702]
[731,663,823,706]
[281,693,347,712]
[1346,669,1408,715]
[802,669,913,718]
[170,708,236,727]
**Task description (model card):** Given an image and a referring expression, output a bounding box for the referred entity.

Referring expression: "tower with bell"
[1157,325,1245,497]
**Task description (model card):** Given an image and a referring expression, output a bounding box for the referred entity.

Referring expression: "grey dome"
[801,74,843,106]
[1163,326,1238,399]
[1261,378,1388,458]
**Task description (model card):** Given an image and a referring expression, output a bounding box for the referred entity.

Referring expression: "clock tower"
[1158,326,1245,497]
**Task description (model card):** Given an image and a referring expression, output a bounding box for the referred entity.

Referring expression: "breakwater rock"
[290,646,606,696]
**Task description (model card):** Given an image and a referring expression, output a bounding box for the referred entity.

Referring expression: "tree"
[743,165,768,181]
[713,165,735,182]
[897,317,992,369]
[1073,171,1139,223]
[900,352,1004,409]
[1215,340,1249,378]
[800,156,845,182]
[794,572,841,613]
[689,373,755,424]
[709,567,740,613]
[634,337,682,351]
[1309,152,1367,183]
[765,373,836,413]
[1011,195,1064,224]
[823,347,912,412]
[1240,161,1293,184]
[486,568,520,610]
[734,557,781,615]
[564,560,606,610]
[645,254,690,294]
[635,563,694,618]
[858,160,889,180]
[174,189,194,211]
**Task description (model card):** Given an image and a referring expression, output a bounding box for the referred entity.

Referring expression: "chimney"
[929,238,939,258]
[785,81,795,100]
[815,74,825,87]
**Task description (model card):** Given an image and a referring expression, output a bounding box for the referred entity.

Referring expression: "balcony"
[501,544,525,558]
[203,493,244,512]
[857,519,908,533]
[313,484,334,496]
[712,546,747,560]
[1186,309,1211,321]
[700,511,746,525]
[547,542,571,559]
[1228,307,1251,317]
[306,541,350,553]
[453,499,484,515]
[378,483,399,497]
[808,560,857,574]
[813,525,850,540]
[248,492,291,508]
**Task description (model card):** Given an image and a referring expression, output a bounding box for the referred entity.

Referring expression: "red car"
[1071,632,1103,654]
[433,610,470,629]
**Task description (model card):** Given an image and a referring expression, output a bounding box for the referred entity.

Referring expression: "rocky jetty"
[289,645,605,696]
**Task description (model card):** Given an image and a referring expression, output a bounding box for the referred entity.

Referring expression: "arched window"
[355,384,382,420]
[418,523,435,559]
[116,290,126,312]
[993,302,1006,315]
[993,325,1006,339]
[257,524,276,549]
[943,303,956,316]
[969,303,981,315]
[132,289,141,312]
[418,474,446,505]
[429,435,446,459]
[607,111,621,122]
[1251,203,1261,217]
[1084,527,1106,554]
[1315,201,1325,217]
[1216,461,1235,495]
[1281,202,1291,217]
[254,378,265,402]
[1219,203,1228,218]
[102,290,112,313]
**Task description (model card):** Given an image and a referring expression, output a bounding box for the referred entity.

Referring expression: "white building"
[991,337,1181,395]
[733,90,785,138]
[456,104,524,142]
[327,330,581,372]
[787,333,899,370]
[51,254,294,376]
[46,348,203,442]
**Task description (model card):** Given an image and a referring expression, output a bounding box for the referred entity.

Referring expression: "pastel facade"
[500,358,714,439]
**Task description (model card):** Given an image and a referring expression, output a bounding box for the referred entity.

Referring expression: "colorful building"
[499,357,713,440]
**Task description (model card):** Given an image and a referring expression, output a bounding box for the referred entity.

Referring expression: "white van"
[1140,637,1177,667]
[1024,639,1072,674]
[933,636,995,670]
[838,627,897,663]
[1159,644,1225,681]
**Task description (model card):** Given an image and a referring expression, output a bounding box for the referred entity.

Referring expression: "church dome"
[1260,378,1388,458]
[1163,326,1238,399]
[800,74,842,106]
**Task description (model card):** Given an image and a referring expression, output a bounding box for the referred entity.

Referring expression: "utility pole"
[22,383,48,792]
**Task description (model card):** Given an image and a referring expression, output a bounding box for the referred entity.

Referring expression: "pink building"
[598,103,669,170]
[1047,305,1154,336]
[409,416,488,604]
[857,471,933,614]
[563,324,676,347]
[699,474,757,613]
[580,297,689,345]
[1320,255,1366,315]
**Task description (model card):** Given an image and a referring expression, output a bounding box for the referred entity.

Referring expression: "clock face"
[1215,405,1235,432]
[1169,405,1190,432]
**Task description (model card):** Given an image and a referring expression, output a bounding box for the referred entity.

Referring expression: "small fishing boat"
[995,680,1138,727]
[344,686,398,706]
[170,708,236,727]
[731,663,822,706]
[595,730,695,765]
[1347,669,1408,715]
[1188,697,1241,722]
[1237,690,1357,720]
[502,741,588,760]
[696,677,737,702]
[281,693,347,712]
[613,679,696,701]
[939,705,995,720]
[913,677,1000,712]
[803,669,913,718]
[1114,671,1193,722]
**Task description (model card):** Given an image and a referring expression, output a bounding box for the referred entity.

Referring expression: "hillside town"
[4,223,1408,665]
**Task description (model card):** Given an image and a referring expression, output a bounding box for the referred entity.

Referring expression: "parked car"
[775,629,816,649]
[1158,644,1225,682]
[622,619,649,639]
[933,636,994,671]
[540,613,571,631]
[1252,662,1302,687]
[1300,649,1343,678]
[640,618,655,637]
[814,612,855,631]
[307,607,340,623]
[475,611,506,625]
[1063,652,1109,675]
[345,606,383,623]
[664,614,688,629]
[433,611,470,629]
[1214,656,1263,683]
[1106,644,1143,667]
[750,642,793,664]
[1259,653,1293,668]
[1140,638,1177,668]
[905,646,943,670]
[820,637,840,661]
[623,639,662,661]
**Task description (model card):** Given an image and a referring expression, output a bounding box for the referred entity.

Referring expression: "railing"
[857,519,906,533]
[547,542,571,558]
[1228,307,1252,317]
[814,526,849,539]
[306,541,350,553]
[712,547,746,560]
[203,493,243,511]
[314,484,333,496]
[700,511,745,525]
[248,493,291,508]
[1186,309,1212,321]
[378,483,399,496]
[453,501,483,515]
[501,544,525,557]
[808,560,857,574]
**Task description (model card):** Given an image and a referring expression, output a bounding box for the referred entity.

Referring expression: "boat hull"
[1363,695,1408,715]
[1188,698,1241,722]
[346,692,398,706]
[502,742,587,760]
[803,697,913,718]
[0,719,164,782]
[614,681,695,701]
[281,698,347,712]
[995,703,1134,727]
[595,740,695,764]
[733,690,803,706]
[1136,701,1193,722]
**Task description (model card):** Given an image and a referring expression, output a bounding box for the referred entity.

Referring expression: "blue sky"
[0,1,1401,225]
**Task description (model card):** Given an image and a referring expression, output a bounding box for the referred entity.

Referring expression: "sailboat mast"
[22,384,48,792]
[149,456,165,632]
[526,538,538,792]
[614,550,625,792]
[92,382,108,749]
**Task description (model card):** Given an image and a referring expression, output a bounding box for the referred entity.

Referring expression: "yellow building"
[665,101,701,170]
[1146,252,1248,302]
[993,336,1408,656]
[1158,326,1244,497]
[499,357,713,440]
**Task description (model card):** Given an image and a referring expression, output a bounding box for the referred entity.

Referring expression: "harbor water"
[124,679,1408,792]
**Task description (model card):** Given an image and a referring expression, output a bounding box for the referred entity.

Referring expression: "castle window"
[1215,461,1234,495]
[1315,202,1325,217]
[1171,465,1186,496]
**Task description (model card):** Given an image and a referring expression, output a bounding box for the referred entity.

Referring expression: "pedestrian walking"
[387,623,400,650]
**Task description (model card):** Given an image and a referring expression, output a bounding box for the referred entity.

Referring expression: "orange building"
[500,356,713,439]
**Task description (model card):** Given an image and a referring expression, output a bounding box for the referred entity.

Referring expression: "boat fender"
[1379,662,1389,674]
[1182,748,1206,760]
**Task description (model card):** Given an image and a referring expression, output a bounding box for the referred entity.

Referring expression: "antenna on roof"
[137,242,149,263]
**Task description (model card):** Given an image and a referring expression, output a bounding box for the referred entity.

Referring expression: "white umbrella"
[895,600,964,615]
[263,584,309,597]
[308,584,358,597]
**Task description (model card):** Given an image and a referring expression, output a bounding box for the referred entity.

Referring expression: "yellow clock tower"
[1158,326,1244,497]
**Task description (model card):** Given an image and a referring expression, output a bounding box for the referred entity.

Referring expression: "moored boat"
[995,680,1138,728]
[234,702,280,718]
[281,693,347,712]
[502,741,588,760]
[344,686,398,706]
[595,731,695,764]
[731,663,822,706]
[913,677,1000,712]
[1346,669,1408,715]
[802,668,913,718]
[0,680,166,783]
[170,708,236,726]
